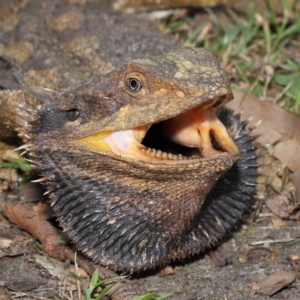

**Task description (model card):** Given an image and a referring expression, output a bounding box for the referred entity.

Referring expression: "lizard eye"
[126,78,142,92]
[66,108,80,122]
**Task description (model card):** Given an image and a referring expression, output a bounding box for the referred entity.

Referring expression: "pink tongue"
[104,125,149,159]
[161,107,239,157]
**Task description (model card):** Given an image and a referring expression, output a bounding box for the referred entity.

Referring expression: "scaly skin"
[0,1,258,273]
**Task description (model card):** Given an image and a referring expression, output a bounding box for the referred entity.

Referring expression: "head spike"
[31,176,54,183]
[13,143,33,151]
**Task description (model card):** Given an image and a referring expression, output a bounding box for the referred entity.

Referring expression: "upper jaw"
[62,80,232,139]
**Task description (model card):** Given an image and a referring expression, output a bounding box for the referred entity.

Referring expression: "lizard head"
[32,48,245,272]
[37,47,238,165]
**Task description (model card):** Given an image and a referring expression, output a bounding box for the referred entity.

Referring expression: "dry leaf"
[0,237,12,249]
[158,266,175,276]
[34,254,67,280]
[271,213,287,230]
[250,271,296,297]
[227,90,300,172]
[265,194,291,219]
[68,266,89,279]
[291,170,300,201]
[245,247,278,262]
[269,250,278,262]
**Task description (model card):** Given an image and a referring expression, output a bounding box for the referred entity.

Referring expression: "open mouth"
[99,98,239,164]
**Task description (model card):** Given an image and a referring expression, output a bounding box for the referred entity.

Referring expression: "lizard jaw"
[101,105,239,164]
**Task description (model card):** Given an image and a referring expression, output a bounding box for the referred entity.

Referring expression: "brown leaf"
[286,255,300,279]
[227,90,300,172]
[271,213,287,230]
[158,266,175,276]
[291,169,300,201]
[245,247,277,262]
[0,238,12,249]
[265,194,291,219]
[269,250,278,262]
[250,271,296,297]
[34,254,67,280]
[68,266,89,279]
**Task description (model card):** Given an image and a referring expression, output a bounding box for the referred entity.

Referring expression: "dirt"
[133,222,300,299]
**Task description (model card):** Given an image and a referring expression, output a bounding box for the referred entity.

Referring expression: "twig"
[250,238,298,246]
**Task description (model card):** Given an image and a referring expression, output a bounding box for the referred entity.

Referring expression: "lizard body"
[0,0,257,272]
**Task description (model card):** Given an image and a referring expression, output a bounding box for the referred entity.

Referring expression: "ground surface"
[134,223,300,299]
[1,194,300,300]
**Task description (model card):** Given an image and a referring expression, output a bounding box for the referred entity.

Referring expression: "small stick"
[250,238,298,246]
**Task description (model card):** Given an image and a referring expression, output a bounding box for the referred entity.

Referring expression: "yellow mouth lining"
[76,106,239,164]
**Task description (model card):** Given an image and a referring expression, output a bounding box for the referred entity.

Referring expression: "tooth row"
[146,148,196,160]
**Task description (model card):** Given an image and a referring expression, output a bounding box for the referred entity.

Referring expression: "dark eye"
[66,109,80,122]
[126,78,142,92]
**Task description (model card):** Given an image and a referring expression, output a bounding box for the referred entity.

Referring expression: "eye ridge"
[66,108,80,122]
[126,78,142,92]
